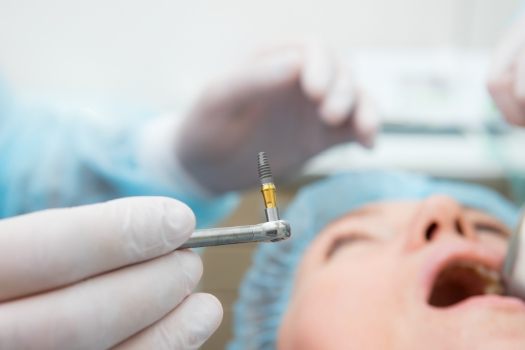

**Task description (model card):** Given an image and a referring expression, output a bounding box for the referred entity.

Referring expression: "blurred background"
[1,0,524,180]
[1,0,524,348]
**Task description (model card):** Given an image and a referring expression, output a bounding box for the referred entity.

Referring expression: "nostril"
[455,220,464,236]
[425,222,439,241]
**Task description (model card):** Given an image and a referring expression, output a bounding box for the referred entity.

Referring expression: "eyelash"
[475,229,507,240]
[327,233,372,259]
[473,223,508,239]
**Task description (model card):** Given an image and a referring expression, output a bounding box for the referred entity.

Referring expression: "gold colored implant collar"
[257,152,280,221]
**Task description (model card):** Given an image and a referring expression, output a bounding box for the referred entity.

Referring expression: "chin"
[465,311,525,347]
[463,337,525,350]
[420,309,525,350]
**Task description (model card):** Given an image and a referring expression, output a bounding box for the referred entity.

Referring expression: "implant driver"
[178,152,291,249]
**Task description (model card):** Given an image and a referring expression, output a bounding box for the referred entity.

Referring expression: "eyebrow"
[334,206,378,223]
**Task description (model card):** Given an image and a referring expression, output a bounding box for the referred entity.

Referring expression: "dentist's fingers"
[203,49,302,104]
[300,42,335,101]
[238,50,303,93]
[115,293,223,350]
[0,197,195,301]
[319,61,356,126]
[515,51,525,100]
[324,91,379,149]
[488,69,525,126]
[0,250,202,350]
[489,16,525,80]
[488,17,525,127]
[512,50,525,125]
[351,92,380,148]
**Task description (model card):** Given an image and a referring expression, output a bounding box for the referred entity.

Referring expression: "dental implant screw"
[258,152,274,184]
[258,152,280,221]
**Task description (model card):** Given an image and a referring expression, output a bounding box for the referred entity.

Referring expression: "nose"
[404,195,476,250]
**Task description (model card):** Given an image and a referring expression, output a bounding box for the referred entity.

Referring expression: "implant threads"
[258,152,280,221]
[257,152,274,184]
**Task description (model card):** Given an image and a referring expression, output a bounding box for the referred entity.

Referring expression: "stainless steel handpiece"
[178,220,291,249]
[502,209,525,297]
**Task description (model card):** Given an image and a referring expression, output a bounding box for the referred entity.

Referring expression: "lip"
[420,240,504,303]
[446,294,525,313]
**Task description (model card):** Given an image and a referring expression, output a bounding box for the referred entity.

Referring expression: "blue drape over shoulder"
[0,81,237,228]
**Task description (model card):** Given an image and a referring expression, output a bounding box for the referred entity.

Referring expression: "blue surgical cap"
[229,170,520,350]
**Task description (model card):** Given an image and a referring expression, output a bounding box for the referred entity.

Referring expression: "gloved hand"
[488,15,525,127]
[175,42,379,193]
[0,197,222,350]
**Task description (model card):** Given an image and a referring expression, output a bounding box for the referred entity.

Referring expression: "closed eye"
[473,222,509,239]
[465,208,510,239]
[326,233,372,259]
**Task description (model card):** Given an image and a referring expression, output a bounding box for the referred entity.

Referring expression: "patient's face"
[278,195,523,350]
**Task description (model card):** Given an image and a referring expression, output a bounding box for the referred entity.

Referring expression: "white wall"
[0,0,521,109]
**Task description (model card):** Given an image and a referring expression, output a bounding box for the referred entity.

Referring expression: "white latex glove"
[175,42,379,193]
[488,15,525,127]
[0,197,222,350]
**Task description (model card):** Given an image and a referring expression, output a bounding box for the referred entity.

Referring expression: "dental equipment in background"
[177,152,291,249]
[502,209,525,297]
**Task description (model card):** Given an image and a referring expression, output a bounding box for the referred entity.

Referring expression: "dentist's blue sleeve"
[0,84,239,227]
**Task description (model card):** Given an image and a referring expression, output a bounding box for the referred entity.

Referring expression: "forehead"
[322,201,415,238]
[330,200,416,223]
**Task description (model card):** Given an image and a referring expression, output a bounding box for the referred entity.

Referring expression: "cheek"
[477,234,507,256]
[279,256,405,349]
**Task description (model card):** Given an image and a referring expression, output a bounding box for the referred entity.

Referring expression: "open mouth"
[428,260,504,308]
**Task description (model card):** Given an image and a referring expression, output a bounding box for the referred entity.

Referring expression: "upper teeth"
[454,261,503,295]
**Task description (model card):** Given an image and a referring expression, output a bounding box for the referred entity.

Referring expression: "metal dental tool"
[502,208,525,297]
[177,152,291,249]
